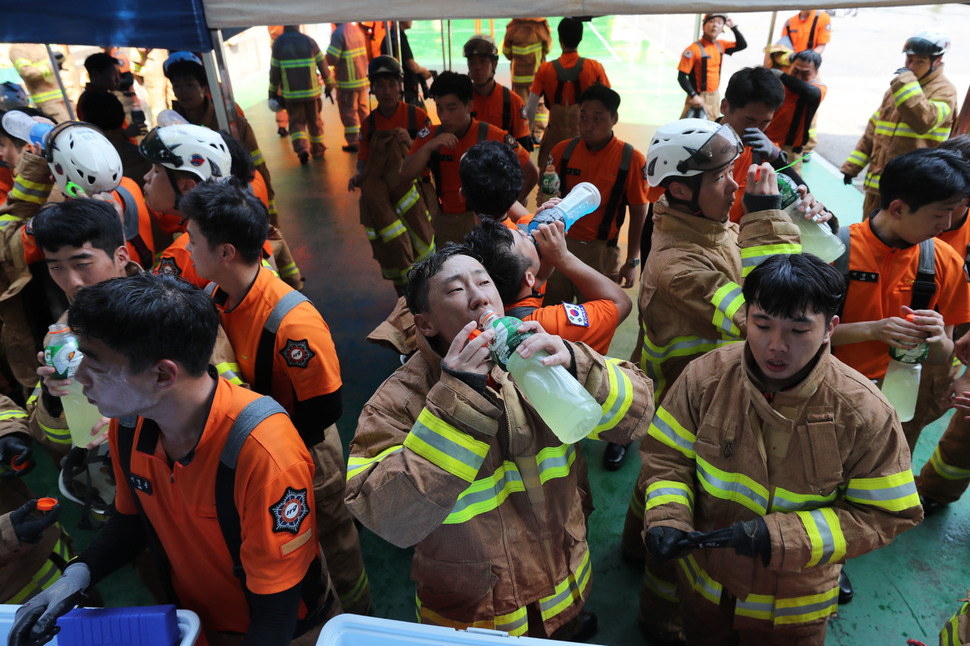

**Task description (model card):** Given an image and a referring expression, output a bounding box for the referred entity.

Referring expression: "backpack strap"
[911,238,937,311]
[556,137,582,197]
[552,57,584,105]
[506,304,539,320]
[806,12,820,50]
[501,86,511,133]
[114,183,152,268]
[406,103,417,139]
[597,143,634,241]
[365,111,376,143]
[477,120,490,143]
[428,125,444,198]
[204,282,217,297]
[253,290,311,397]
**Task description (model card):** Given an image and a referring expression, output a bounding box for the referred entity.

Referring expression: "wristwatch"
[625,258,640,267]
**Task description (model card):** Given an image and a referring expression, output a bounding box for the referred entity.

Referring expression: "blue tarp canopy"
[1,0,212,51]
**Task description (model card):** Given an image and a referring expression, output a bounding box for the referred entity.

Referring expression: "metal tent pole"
[45,45,75,120]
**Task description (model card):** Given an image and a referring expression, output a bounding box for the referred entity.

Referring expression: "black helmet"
[464,34,499,60]
[368,55,403,81]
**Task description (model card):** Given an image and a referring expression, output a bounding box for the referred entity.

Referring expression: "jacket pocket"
[412,551,497,622]
[803,412,843,496]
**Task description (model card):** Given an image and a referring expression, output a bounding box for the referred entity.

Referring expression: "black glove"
[644,526,690,561]
[0,434,33,479]
[9,563,90,646]
[742,128,781,165]
[842,173,854,186]
[10,499,61,544]
[685,518,771,564]
[895,67,910,76]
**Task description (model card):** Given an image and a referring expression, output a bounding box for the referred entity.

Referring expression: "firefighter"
[8,44,71,123]
[464,35,533,152]
[348,55,436,296]
[326,23,370,152]
[677,14,747,120]
[841,30,957,218]
[763,51,826,173]
[503,18,553,140]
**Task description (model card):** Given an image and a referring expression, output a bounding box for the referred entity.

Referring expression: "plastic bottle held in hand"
[777,173,845,264]
[45,324,103,447]
[880,333,928,423]
[154,109,189,128]
[1,110,53,149]
[479,311,601,443]
[539,164,560,203]
[527,182,602,236]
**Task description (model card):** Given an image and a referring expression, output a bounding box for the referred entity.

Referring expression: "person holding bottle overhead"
[345,244,653,640]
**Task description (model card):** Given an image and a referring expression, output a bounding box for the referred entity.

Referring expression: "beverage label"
[45,341,82,379]
[540,172,560,197]
[777,173,801,213]
[486,316,533,370]
[889,342,929,364]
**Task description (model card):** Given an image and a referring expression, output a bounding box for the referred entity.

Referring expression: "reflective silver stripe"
[930,446,970,480]
[696,457,768,513]
[648,408,695,458]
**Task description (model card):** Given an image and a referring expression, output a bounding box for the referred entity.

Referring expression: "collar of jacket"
[653,197,735,247]
[742,342,832,424]
[919,61,947,86]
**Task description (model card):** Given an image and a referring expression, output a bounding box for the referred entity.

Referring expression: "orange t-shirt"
[783,11,832,53]
[548,135,648,241]
[509,298,618,355]
[110,375,316,633]
[0,166,13,204]
[359,102,431,163]
[214,266,342,413]
[529,52,610,107]
[472,82,530,140]
[154,234,276,288]
[835,220,970,379]
[678,38,737,94]
[939,211,970,268]
[764,79,827,149]
[408,119,531,215]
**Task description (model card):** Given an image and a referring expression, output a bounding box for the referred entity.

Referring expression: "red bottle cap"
[468,328,482,341]
[906,314,917,322]
[36,497,57,511]
[11,454,28,471]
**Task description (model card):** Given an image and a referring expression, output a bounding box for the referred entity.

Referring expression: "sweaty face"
[416,254,503,343]
[434,94,472,134]
[142,163,178,213]
[578,100,617,150]
[372,76,402,110]
[894,195,963,245]
[722,101,776,135]
[905,54,933,78]
[511,227,541,276]
[44,242,128,299]
[467,55,496,87]
[171,74,206,111]
[73,336,160,419]
[746,303,837,390]
[703,17,726,40]
[789,60,818,83]
[695,161,739,222]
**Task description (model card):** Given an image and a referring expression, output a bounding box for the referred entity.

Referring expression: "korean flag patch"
[270,487,310,534]
[417,126,431,139]
[562,302,590,327]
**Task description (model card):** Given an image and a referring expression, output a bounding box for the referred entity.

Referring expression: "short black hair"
[578,84,620,115]
[220,130,255,183]
[463,219,531,304]
[724,67,785,110]
[880,148,970,210]
[166,60,207,87]
[938,134,970,161]
[558,18,584,49]
[429,71,474,105]
[791,49,822,70]
[0,106,53,146]
[179,179,269,263]
[405,243,480,315]
[68,272,218,377]
[743,253,845,323]
[84,53,119,76]
[459,141,523,216]
[32,199,125,256]
[78,91,125,131]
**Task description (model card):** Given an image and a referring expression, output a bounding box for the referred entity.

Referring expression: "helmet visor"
[676,124,743,175]
[138,128,183,168]
[903,37,942,56]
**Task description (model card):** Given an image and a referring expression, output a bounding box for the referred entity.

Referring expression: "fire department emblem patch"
[505,134,517,148]
[683,49,693,59]
[562,302,590,327]
[270,487,309,534]
[156,257,182,276]
[189,153,205,167]
[280,338,314,368]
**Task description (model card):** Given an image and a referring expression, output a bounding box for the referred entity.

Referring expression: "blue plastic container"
[0,605,200,645]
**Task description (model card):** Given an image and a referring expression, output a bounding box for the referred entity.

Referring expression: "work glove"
[894,67,910,76]
[8,562,91,646]
[0,434,33,479]
[683,517,771,565]
[842,173,854,186]
[10,499,61,544]
[644,526,690,561]
[742,127,781,165]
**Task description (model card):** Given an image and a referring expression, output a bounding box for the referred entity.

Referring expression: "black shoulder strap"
[806,13,820,50]
[428,125,444,198]
[552,57,584,105]
[597,143,634,241]
[215,396,289,587]
[406,103,417,139]
[506,304,539,319]
[365,111,376,143]
[911,238,937,311]
[253,290,311,396]
[557,137,582,198]
[477,120,490,143]
[115,184,152,268]
[833,227,852,318]
[501,86,511,133]
[204,282,217,296]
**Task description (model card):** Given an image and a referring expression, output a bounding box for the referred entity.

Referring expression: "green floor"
[17,17,970,646]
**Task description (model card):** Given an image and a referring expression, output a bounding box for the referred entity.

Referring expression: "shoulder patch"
[417,126,431,139]
[562,302,590,327]
[505,133,517,147]
[683,49,693,59]
[270,487,310,534]
[280,338,315,368]
[155,257,182,277]
[825,23,832,31]
[520,107,528,120]
[129,474,153,495]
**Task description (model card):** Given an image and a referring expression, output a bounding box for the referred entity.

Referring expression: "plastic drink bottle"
[539,164,560,203]
[777,173,845,263]
[1,110,54,149]
[45,324,104,447]
[154,109,189,127]
[880,336,928,423]
[527,182,602,236]
[479,311,602,443]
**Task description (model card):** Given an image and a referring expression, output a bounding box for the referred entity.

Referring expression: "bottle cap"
[468,328,482,341]
[36,497,57,511]
[11,453,28,471]
[906,314,917,322]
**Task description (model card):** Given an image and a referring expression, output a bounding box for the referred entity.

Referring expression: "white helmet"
[44,122,123,196]
[645,119,743,187]
[904,30,950,58]
[138,123,231,182]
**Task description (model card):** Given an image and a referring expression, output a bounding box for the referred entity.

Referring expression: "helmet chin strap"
[164,166,185,209]
[666,175,705,217]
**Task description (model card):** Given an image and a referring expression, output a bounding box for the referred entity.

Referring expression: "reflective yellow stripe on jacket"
[10,176,53,205]
[648,406,696,459]
[640,331,738,398]
[8,536,68,603]
[696,456,769,514]
[740,242,801,278]
[645,479,694,515]
[30,89,64,104]
[588,358,633,440]
[711,281,744,338]
[844,470,920,512]
[928,446,970,481]
[796,508,846,567]
[845,150,870,169]
[940,601,968,646]
[27,382,71,447]
[403,408,491,482]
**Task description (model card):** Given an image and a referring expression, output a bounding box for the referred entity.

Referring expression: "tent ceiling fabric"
[202,0,946,28]
[2,0,211,51]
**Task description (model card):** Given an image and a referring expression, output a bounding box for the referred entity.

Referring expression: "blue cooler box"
[0,605,200,646]
[317,615,605,645]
